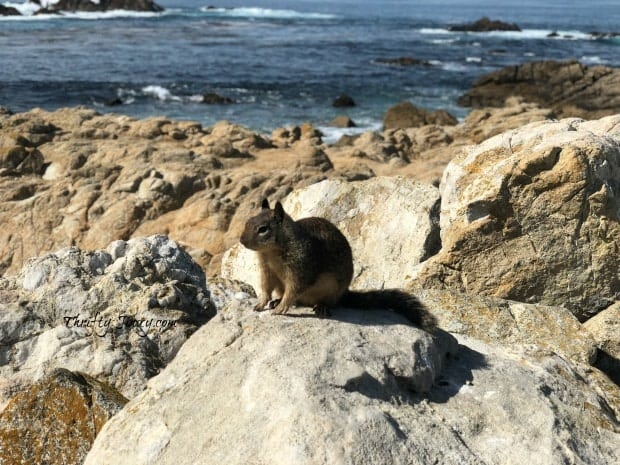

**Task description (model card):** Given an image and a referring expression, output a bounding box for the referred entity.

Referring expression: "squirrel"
[240,199,437,333]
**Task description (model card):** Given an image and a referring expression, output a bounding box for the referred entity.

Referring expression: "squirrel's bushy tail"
[340,289,437,333]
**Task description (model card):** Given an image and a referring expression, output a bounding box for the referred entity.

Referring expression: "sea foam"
[420,27,591,41]
[142,85,182,102]
[199,7,336,20]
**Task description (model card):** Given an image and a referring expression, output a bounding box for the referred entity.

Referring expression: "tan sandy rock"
[413,116,620,320]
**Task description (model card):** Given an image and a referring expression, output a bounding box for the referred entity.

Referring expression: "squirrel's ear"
[261,198,270,210]
[274,201,285,220]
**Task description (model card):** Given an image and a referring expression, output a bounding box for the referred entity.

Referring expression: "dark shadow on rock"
[281,306,478,404]
[427,344,488,404]
[594,348,620,386]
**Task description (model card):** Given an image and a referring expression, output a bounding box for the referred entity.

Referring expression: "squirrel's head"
[240,199,287,251]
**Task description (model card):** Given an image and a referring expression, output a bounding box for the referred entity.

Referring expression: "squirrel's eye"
[257,225,269,235]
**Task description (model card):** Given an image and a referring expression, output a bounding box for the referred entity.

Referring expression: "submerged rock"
[0,369,127,465]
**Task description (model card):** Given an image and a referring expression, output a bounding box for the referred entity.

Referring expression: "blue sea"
[1,0,619,138]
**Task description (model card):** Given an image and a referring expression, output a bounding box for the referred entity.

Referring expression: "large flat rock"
[84,300,619,465]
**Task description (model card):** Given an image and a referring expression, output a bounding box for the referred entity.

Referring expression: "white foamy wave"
[429,60,470,72]
[419,27,451,34]
[420,26,591,41]
[429,38,457,44]
[3,1,40,15]
[142,85,182,102]
[580,55,607,64]
[466,56,482,63]
[200,6,336,20]
[482,29,591,40]
[318,119,383,145]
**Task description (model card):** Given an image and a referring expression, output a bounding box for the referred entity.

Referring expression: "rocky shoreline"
[0,59,619,464]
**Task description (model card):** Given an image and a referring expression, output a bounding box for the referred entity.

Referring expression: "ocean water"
[1,0,619,138]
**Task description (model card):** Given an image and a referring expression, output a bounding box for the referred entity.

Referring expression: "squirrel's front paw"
[253,301,269,312]
[272,304,290,315]
[254,299,281,312]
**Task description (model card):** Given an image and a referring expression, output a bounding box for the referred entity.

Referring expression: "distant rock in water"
[590,31,620,39]
[458,59,620,119]
[0,4,21,15]
[104,96,123,106]
[449,16,521,32]
[202,92,234,104]
[332,94,356,107]
[29,0,164,13]
[384,101,458,129]
[375,57,431,67]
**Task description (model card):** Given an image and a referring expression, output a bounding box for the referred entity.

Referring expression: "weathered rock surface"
[0,108,349,277]
[453,97,556,144]
[414,287,596,365]
[0,368,127,465]
[584,302,620,384]
[458,60,620,120]
[448,16,521,32]
[327,98,553,184]
[223,178,598,368]
[84,299,458,465]
[413,116,620,320]
[84,299,619,465]
[0,101,571,279]
[222,177,441,291]
[384,101,458,130]
[0,235,214,409]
